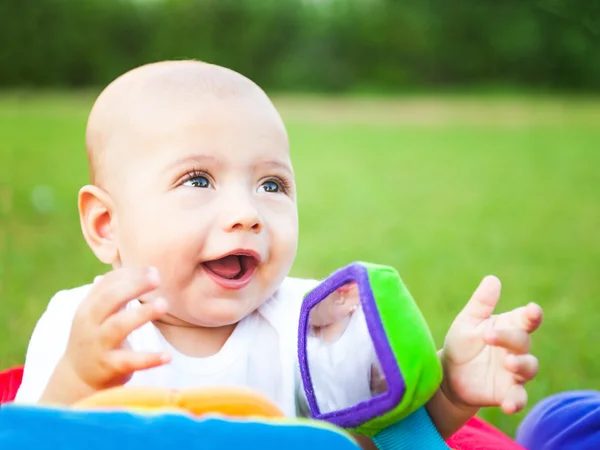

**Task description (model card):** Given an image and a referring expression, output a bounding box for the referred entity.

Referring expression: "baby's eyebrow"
[255,160,293,176]
[167,155,222,171]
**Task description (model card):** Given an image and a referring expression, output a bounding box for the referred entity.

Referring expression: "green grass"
[1,91,599,437]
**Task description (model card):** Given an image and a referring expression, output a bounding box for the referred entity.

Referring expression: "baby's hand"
[426,276,542,439]
[41,267,171,404]
[441,276,542,414]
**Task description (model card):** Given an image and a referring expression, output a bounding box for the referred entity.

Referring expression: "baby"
[14,60,543,445]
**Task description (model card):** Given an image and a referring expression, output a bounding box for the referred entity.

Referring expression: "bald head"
[85,60,284,186]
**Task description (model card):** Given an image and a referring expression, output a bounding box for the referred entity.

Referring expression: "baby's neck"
[153,320,237,358]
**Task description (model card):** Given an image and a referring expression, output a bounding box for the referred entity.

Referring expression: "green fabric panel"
[351,262,442,437]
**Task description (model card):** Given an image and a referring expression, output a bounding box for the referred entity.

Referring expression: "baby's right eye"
[183,175,211,188]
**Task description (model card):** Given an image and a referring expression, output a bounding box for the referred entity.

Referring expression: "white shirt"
[15,276,377,417]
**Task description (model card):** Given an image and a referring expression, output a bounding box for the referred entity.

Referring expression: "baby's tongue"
[203,255,241,279]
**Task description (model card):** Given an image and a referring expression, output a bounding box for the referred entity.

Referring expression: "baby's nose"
[230,219,262,233]
[225,204,263,233]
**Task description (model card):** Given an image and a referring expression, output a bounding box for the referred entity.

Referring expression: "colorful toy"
[0,384,362,450]
[0,365,525,448]
[298,261,442,437]
[73,385,285,418]
[0,404,362,450]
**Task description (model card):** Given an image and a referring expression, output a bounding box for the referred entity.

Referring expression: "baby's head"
[79,60,298,328]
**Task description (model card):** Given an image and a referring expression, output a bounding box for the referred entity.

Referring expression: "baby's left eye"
[258,180,281,193]
[183,176,211,188]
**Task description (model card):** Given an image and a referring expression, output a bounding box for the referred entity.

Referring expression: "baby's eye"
[183,176,211,188]
[258,180,281,194]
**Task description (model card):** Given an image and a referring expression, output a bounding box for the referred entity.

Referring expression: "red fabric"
[0,365,522,449]
[447,417,525,450]
[0,366,23,404]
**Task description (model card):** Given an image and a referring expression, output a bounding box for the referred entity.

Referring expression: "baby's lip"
[206,248,262,265]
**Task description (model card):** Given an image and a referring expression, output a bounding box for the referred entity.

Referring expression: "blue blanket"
[0,404,361,450]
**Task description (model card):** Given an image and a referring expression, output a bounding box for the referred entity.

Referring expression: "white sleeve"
[14,285,89,403]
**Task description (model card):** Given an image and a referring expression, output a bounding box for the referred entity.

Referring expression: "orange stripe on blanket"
[74,386,285,419]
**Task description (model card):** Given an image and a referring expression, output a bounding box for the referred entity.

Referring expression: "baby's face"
[106,94,297,327]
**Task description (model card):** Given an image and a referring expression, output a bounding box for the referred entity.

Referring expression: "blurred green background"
[1,0,599,439]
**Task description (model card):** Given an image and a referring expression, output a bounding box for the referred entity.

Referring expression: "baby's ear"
[78,185,118,265]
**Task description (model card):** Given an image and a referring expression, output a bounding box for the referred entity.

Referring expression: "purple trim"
[298,263,406,428]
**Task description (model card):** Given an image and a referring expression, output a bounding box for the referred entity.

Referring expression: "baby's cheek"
[265,242,295,288]
[115,229,154,268]
[275,222,298,263]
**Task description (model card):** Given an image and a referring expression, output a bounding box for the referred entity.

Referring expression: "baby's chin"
[170,294,267,328]
[159,270,283,326]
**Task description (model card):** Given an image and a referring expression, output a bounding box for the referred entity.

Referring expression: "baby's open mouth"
[201,252,260,289]
[202,254,255,279]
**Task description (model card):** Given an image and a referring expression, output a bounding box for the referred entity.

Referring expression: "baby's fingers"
[88,267,161,324]
[521,302,543,333]
[108,349,171,375]
[505,354,539,382]
[500,384,528,415]
[485,328,530,354]
[102,298,168,347]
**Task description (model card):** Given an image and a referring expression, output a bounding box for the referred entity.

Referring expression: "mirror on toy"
[298,262,443,437]
[305,280,388,415]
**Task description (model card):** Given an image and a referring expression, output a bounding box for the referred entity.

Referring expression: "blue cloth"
[0,404,361,450]
[516,390,600,450]
[373,407,450,449]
